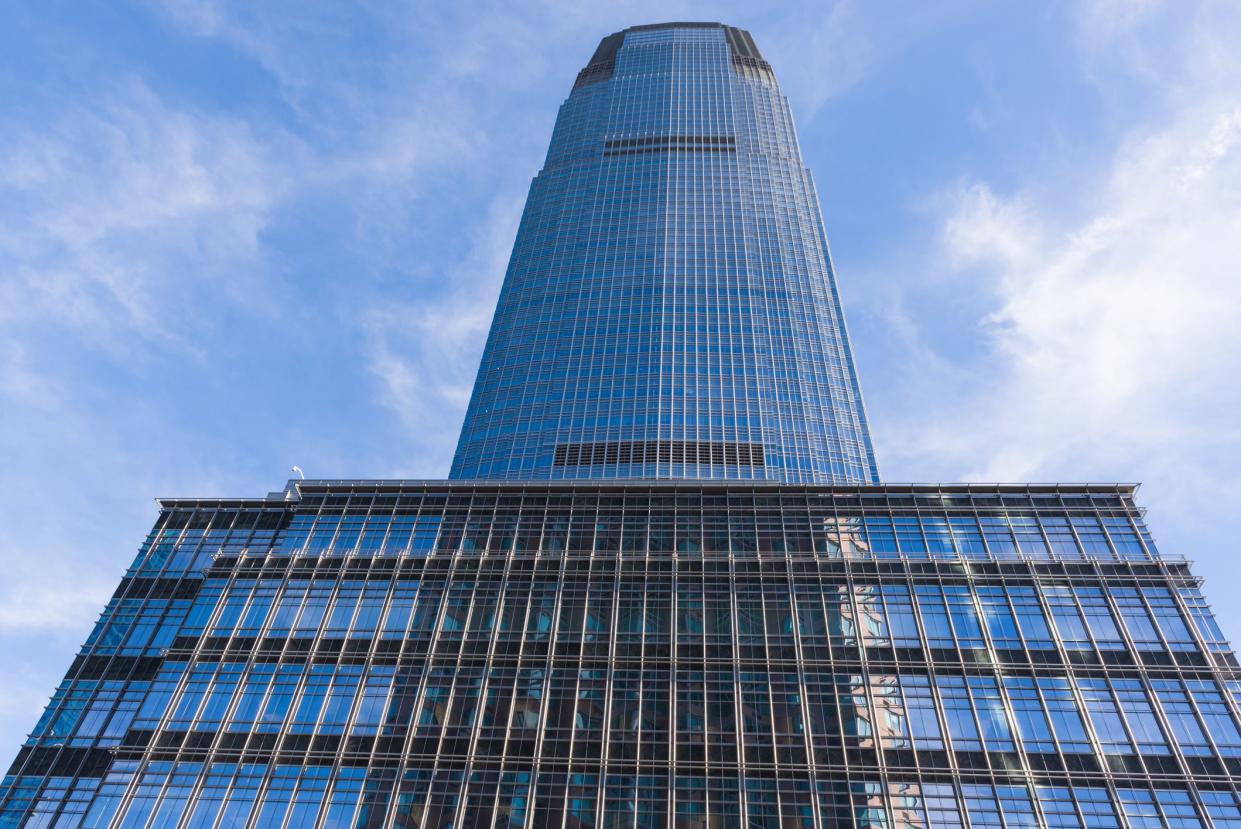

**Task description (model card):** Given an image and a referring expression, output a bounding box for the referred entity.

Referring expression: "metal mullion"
[727,553,750,820]
[407,554,453,773]
[590,538,620,829]
[522,542,554,815]
[786,552,825,829]
[448,548,496,829]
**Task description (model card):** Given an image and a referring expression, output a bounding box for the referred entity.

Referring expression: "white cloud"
[764,1,977,121]
[0,343,63,410]
[0,80,277,353]
[1076,0,1168,40]
[0,566,112,634]
[885,3,1241,501]
[364,195,523,476]
[766,1,873,118]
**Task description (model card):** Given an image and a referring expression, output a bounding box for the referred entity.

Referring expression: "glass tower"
[450,23,879,485]
[6,22,1241,829]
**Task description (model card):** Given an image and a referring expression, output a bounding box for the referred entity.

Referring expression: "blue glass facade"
[5,482,1241,827]
[450,24,879,484]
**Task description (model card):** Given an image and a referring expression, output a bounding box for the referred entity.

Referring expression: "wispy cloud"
[364,194,524,476]
[765,0,975,121]
[882,2,1241,516]
[0,560,113,634]
[766,1,873,119]
[0,79,278,356]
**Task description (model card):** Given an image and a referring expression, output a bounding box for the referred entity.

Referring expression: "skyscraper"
[450,23,878,485]
[5,21,1241,829]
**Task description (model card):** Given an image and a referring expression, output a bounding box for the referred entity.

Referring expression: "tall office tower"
[6,22,1241,829]
[450,23,879,485]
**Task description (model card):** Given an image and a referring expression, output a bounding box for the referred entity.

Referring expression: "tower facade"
[450,23,878,484]
[6,22,1241,829]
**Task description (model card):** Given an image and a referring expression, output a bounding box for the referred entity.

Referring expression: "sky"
[2,0,1240,755]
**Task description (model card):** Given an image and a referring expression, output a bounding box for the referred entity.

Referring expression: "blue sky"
[2,0,1240,753]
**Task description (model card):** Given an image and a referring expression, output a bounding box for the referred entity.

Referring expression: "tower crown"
[575,23,770,89]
